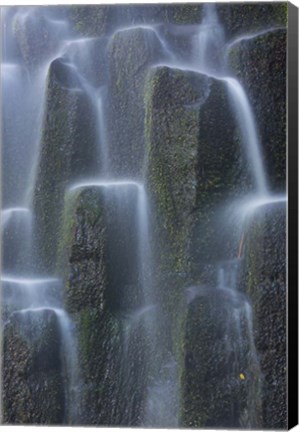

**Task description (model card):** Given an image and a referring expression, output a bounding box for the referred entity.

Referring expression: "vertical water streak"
[193,2,225,72]
[225,77,268,195]
[55,309,81,425]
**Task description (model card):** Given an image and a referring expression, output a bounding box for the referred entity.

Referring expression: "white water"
[1,207,30,227]
[225,78,267,194]
[1,7,79,422]
[15,307,80,423]
[226,26,285,53]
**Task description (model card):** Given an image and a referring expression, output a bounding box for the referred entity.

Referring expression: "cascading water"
[1,6,80,424]
[2,3,286,428]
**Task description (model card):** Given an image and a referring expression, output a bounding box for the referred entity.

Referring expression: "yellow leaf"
[239,373,245,380]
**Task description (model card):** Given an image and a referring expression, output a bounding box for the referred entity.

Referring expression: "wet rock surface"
[3,309,65,424]
[59,187,147,425]
[242,203,286,429]
[228,28,286,192]
[33,60,98,273]
[183,290,252,428]
[107,28,167,177]
[218,2,287,40]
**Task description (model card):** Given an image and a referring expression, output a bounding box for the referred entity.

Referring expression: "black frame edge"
[288,1,299,430]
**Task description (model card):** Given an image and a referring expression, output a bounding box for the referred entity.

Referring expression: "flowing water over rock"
[1,3,287,428]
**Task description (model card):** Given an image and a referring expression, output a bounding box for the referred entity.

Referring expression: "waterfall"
[1,6,79,423]
[2,3,286,428]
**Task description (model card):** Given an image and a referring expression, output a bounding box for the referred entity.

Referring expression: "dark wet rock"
[33,59,98,273]
[182,288,261,428]
[58,186,147,425]
[218,2,287,40]
[69,4,203,39]
[241,202,286,429]
[3,309,64,424]
[59,186,143,313]
[69,5,113,37]
[145,65,249,282]
[107,27,167,177]
[146,66,207,279]
[145,67,206,395]
[49,57,82,89]
[228,28,286,192]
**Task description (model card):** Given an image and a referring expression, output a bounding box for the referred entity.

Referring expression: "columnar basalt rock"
[182,288,260,429]
[33,59,98,273]
[58,186,148,425]
[218,2,287,40]
[2,3,288,428]
[228,28,287,192]
[241,203,286,429]
[58,187,121,425]
[107,28,167,178]
[3,309,65,424]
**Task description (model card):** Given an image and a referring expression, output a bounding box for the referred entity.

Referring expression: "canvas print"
[1,2,290,428]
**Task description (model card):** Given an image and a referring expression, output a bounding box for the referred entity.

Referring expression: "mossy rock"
[144,65,207,422]
[58,187,107,314]
[33,59,98,273]
[3,309,65,424]
[107,27,167,178]
[241,201,286,429]
[146,65,250,282]
[58,185,150,424]
[228,29,286,192]
[59,185,144,313]
[145,66,206,278]
[218,2,287,40]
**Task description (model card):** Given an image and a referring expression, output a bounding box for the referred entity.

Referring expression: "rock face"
[2,3,288,429]
[228,29,286,192]
[146,66,203,278]
[218,2,287,40]
[3,309,65,424]
[33,59,98,273]
[107,28,167,177]
[58,187,121,425]
[69,5,113,37]
[183,288,262,429]
[241,202,286,429]
[145,66,249,285]
[58,186,148,425]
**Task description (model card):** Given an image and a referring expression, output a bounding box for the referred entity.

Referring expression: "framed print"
[1,1,298,429]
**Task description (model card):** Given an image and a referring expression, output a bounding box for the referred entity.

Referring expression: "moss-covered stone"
[228,29,286,192]
[58,185,148,425]
[218,2,287,40]
[145,66,205,277]
[241,202,286,429]
[3,309,65,424]
[144,65,205,422]
[33,59,98,273]
[107,28,167,177]
[146,65,249,283]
